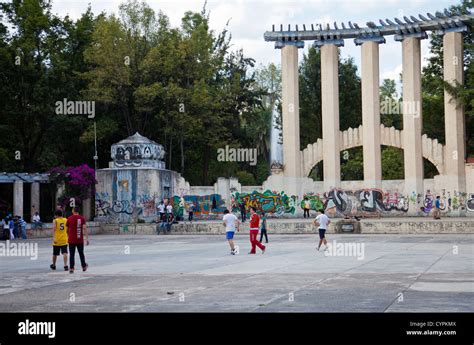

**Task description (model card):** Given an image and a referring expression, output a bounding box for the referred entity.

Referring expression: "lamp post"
[93,121,98,171]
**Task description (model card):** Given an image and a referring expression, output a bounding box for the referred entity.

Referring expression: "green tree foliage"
[0,0,265,186]
[380,78,402,129]
[422,0,473,156]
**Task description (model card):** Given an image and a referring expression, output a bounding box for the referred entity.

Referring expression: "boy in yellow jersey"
[50,209,69,271]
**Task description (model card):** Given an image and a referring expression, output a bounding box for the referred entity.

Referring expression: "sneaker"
[82,263,88,272]
[262,248,266,254]
[64,266,69,271]
[50,264,56,270]
[69,268,74,274]
[231,250,235,255]
[248,252,255,255]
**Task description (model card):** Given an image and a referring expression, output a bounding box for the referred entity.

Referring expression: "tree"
[422,0,473,156]
[380,78,402,129]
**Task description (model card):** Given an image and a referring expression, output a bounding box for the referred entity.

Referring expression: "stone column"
[361,41,382,188]
[83,198,92,220]
[30,182,40,220]
[13,180,24,217]
[402,37,424,195]
[281,44,301,178]
[443,32,466,193]
[55,182,65,210]
[321,44,341,190]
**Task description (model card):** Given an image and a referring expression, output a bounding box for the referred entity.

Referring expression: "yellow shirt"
[53,217,68,246]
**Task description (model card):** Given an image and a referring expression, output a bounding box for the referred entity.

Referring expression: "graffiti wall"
[231,190,297,216]
[95,186,474,223]
[172,194,226,219]
[299,189,474,217]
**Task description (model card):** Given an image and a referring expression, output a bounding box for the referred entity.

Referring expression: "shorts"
[226,231,235,240]
[318,228,326,239]
[53,245,68,256]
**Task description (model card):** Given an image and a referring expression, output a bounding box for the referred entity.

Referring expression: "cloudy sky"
[50,0,460,83]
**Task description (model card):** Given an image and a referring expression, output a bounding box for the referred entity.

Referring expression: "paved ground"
[0,233,473,312]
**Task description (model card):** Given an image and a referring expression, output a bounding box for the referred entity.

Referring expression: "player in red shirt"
[66,207,89,274]
[248,207,266,254]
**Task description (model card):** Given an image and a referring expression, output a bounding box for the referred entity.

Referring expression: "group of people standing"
[1,214,28,240]
[157,200,176,233]
[50,207,89,274]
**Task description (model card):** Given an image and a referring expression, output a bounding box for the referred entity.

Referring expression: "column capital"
[313,39,344,48]
[394,31,428,42]
[354,35,386,46]
[275,41,304,49]
[434,24,469,36]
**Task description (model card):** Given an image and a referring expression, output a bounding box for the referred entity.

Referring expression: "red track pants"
[249,229,265,254]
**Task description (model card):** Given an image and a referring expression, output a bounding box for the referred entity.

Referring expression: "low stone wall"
[24,222,102,239]
[100,218,474,235]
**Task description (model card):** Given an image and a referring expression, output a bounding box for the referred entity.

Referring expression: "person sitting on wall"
[32,212,43,230]
[159,211,174,233]
[166,212,174,232]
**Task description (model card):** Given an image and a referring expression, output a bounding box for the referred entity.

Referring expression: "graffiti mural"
[301,189,410,217]
[232,190,297,216]
[138,193,156,217]
[95,192,111,216]
[300,194,324,212]
[172,194,226,218]
[467,194,474,212]
[95,187,474,223]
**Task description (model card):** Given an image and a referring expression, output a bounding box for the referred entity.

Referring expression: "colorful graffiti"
[300,194,324,212]
[95,192,111,217]
[231,190,297,215]
[298,188,473,217]
[467,194,474,212]
[138,193,156,217]
[95,188,474,223]
[172,194,226,218]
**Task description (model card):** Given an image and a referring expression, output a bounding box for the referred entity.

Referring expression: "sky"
[49,0,462,85]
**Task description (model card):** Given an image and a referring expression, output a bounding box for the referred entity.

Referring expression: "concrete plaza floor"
[0,233,473,312]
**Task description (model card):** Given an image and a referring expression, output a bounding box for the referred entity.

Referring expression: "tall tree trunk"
[180,136,184,174]
[169,136,173,170]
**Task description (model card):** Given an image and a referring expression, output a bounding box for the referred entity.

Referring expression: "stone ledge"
[98,219,474,235]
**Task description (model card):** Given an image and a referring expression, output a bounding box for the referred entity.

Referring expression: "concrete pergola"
[0,173,50,219]
[264,10,473,195]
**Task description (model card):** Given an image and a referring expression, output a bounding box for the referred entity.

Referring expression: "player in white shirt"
[222,209,240,255]
[313,209,331,251]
